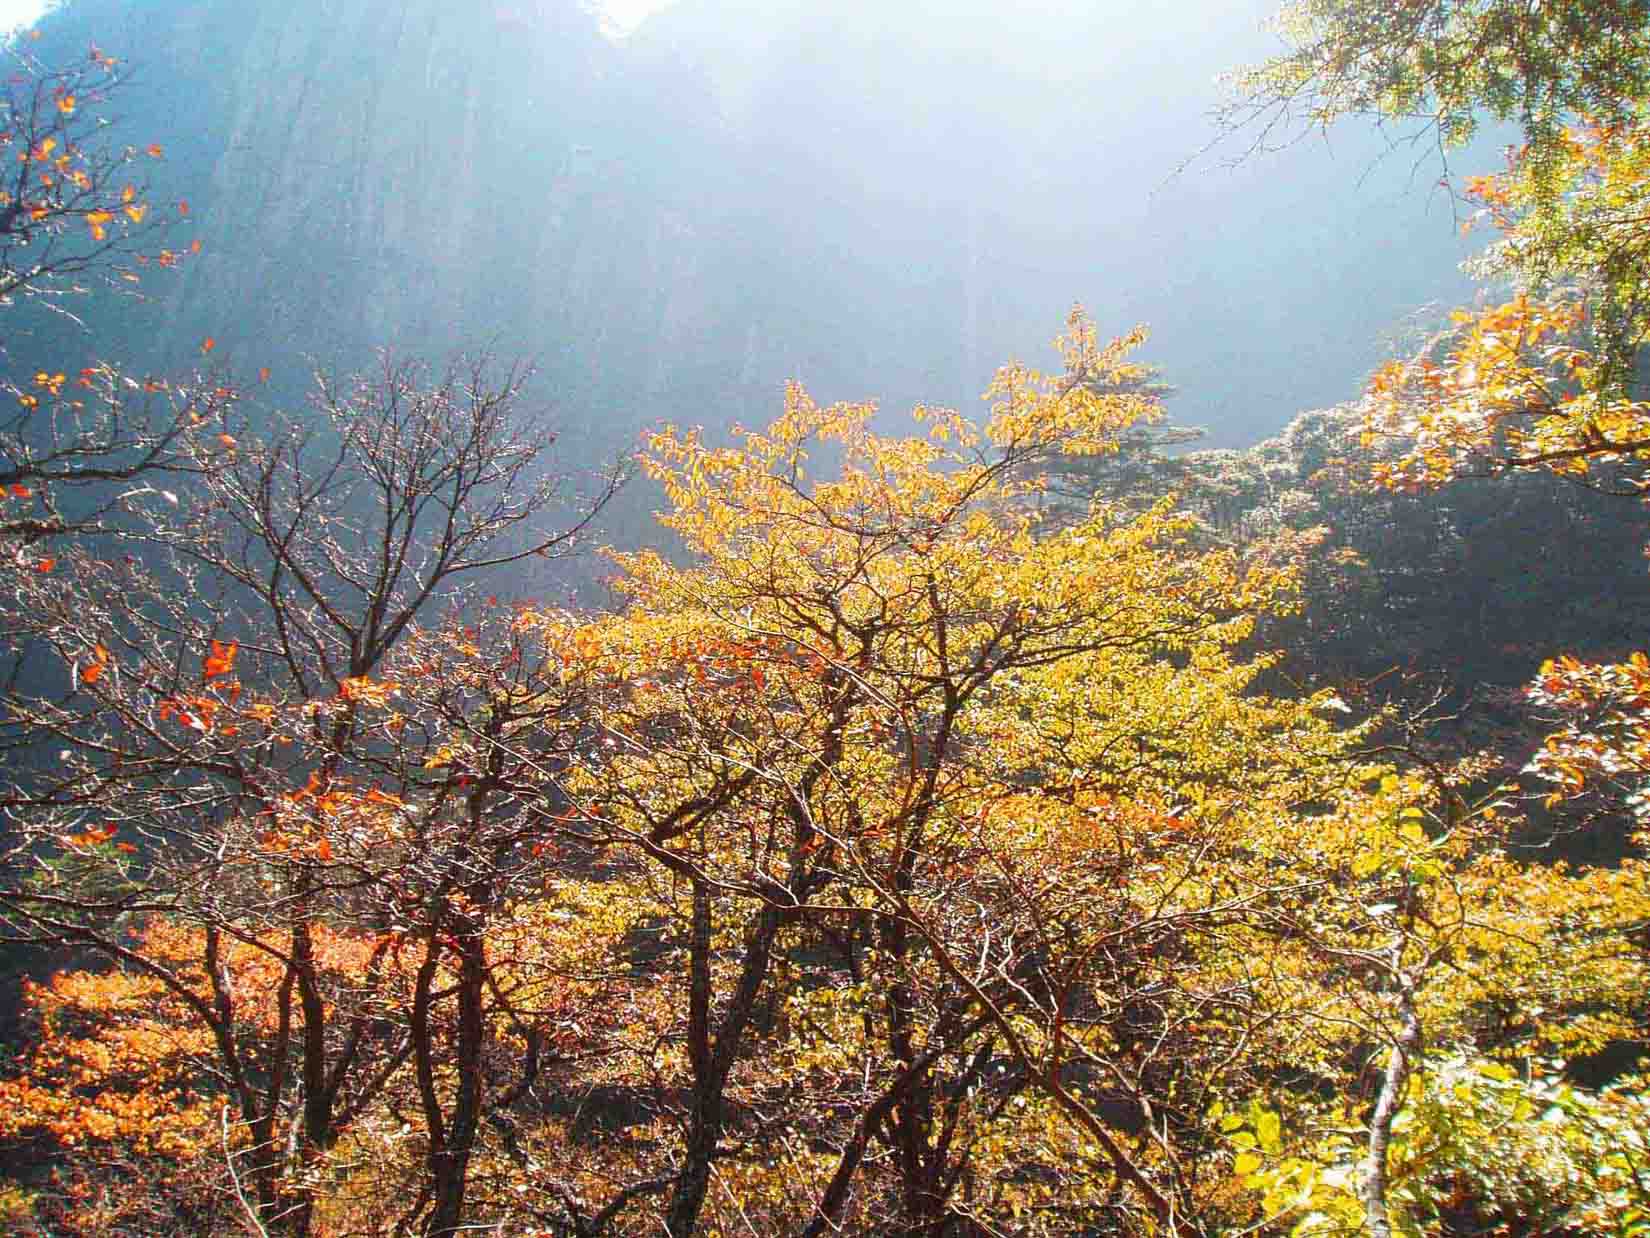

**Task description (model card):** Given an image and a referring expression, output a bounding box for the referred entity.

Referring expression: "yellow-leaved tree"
[476,311,1469,1234]
[4,308,1646,1237]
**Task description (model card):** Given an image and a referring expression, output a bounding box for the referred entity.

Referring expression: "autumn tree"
[5,294,1647,1238]
[0,35,188,311]
[0,34,201,559]
[0,352,620,1234]
[464,311,1406,1234]
[1229,2,1650,821]
[1223,6,1650,1231]
[487,309,1650,1237]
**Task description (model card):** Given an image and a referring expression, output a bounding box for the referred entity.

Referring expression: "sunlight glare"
[0,0,48,34]
[600,0,677,36]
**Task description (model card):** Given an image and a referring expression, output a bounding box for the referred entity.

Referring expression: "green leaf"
[1352,850,1386,878]
[1255,1109,1283,1153]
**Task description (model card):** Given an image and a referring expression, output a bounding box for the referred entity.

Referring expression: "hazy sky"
[0,0,47,30]
[601,0,678,34]
[0,1,674,36]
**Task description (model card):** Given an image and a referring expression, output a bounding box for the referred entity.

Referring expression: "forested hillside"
[0,1,1647,1235]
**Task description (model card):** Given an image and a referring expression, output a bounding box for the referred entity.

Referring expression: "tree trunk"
[424,926,486,1236]
[1361,971,1421,1238]
[663,883,783,1237]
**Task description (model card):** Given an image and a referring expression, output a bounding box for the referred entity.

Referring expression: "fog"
[21,0,1489,472]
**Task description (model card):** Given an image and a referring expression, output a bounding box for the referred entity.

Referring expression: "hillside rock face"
[171,3,634,385]
[37,0,1484,475]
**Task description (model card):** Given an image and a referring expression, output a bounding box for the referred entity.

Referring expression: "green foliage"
[1232,1057,1650,1237]
[1070,403,1650,699]
[1231,0,1650,156]
[1236,2,1650,431]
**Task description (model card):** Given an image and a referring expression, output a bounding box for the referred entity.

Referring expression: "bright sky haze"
[4,2,667,37]
[0,0,47,31]
[600,0,677,34]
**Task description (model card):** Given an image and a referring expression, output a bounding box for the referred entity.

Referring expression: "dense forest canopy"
[0,1,1647,1236]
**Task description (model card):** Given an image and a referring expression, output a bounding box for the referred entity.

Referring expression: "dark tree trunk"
[424,925,487,1236]
[663,883,784,1237]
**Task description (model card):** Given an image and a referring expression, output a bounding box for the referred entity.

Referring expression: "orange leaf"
[146,143,164,158]
[178,199,190,216]
[10,484,30,498]
[258,367,271,384]
[81,661,105,686]
[201,336,216,353]
[35,557,55,573]
[203,640,238,679]
[217,433,238,450]
[315,839,333,861]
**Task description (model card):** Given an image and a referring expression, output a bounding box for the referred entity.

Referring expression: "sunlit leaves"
[79,642,109,687]
[1230,1,1650,158]
[558,312,1420,1229]
[0,919,396,1164]
[1359,295,1646,486]
[1242,8,1650,488]
[202,639,237,679]
[1525,651,1650,827]
[0,45,194,300]
[1230,1056,1650,1235]
[337,675,398,708]
[6,283,1646,1233]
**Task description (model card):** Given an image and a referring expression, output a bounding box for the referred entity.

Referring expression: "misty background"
[10,0,1489,543]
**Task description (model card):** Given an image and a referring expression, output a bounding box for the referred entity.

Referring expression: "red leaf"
[203,640,238,679]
